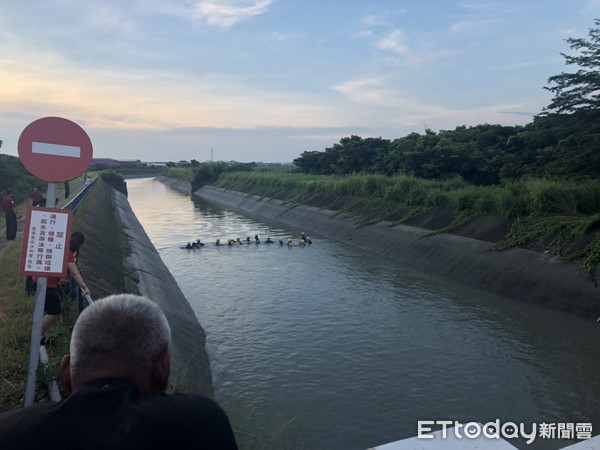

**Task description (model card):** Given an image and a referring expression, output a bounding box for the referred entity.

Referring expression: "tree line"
[294,20,600,186]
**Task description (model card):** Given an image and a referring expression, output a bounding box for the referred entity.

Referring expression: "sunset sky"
[1,1,599,163]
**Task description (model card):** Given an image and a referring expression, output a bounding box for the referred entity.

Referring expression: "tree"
[544,19,600,113]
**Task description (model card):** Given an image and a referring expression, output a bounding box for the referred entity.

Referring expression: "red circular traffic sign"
[18,117,93,182]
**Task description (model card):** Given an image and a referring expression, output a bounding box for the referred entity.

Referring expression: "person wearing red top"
[29,187,44,206]
[2,189,17,240]
[34,232,90,345]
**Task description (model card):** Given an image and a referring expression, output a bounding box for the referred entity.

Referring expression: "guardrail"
[63,178,96,211]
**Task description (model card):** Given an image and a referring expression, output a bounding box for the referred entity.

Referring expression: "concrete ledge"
[112,188,213,396]
[192,185,600,320]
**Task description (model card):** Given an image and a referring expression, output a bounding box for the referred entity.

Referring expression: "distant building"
[91,158,122,167]
[90,158,142,168]
[119,159,143,167]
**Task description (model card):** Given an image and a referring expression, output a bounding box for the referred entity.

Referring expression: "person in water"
[215,239,221,246]
[306,236,313,245]
[196,239,205,247]
[287,238,293,247]
[254,235,260,244]
[265,237,273,244]
[185,242,193,249]
[278,238,284,246]
[246,236,251,244]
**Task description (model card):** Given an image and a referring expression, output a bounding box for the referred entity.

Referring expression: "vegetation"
[0,222,79,411]
[0,154,45,203]
[0,177,132,411]
[293,21,600,184]
[2,21,599,412]
[291,112,600,184]
[99,170,127,195]
[165,162,258,191]
[214,171,600,278]
[543,18,600,113]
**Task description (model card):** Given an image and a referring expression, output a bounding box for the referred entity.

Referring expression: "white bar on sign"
[32,141,81,158]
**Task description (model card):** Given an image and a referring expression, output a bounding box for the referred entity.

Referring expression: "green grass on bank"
[206,171,600,279]
[215,171,600,218]
[0,176,92,410]
[0,238,79,410]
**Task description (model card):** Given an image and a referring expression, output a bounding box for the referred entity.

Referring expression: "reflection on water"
[126,178,599,450]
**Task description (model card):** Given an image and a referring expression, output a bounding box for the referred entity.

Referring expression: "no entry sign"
[18,117,93,182]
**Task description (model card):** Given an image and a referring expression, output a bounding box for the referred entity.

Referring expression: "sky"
[1,1,599,164]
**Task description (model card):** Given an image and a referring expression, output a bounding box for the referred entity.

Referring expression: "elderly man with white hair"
[0,294,238,449]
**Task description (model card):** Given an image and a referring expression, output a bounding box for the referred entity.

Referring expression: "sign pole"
[24,278,47,406]
[46,183,57,209]
[18,117,92,405]
[23,182,57,406]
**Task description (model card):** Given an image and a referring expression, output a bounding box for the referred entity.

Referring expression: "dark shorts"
[44,288,61,315]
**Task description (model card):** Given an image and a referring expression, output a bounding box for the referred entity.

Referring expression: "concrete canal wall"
[180,181,599,320]
[111,184,213,396]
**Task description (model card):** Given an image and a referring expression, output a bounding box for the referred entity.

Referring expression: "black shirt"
[0,378,238,450]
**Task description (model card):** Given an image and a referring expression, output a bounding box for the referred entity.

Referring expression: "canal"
[126,177,599,450]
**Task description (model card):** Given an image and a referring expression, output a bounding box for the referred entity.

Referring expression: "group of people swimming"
[182,233,313,249]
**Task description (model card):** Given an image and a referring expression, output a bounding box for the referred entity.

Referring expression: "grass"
[0,175,205,412]
[0,235,80,410]
[0,175,128,411]
[0,177,88,410]
[215,171,600,219]
[164,167,196,182]
[213,171,600,278]
[0,238,34,409]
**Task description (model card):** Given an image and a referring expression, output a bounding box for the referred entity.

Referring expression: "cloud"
[333,78,396,105]
[449,18,497,35]
[376,29,409,55]
[81,4,144,40]
[333,77,438,115]
[396,102,537,130]
[268,31,306,42]
[361,14,387,29]
[0,37,339,134]
[193,0,274,27]
[584,0,600,12]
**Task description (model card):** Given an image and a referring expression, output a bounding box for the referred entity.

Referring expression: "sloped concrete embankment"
[155,175,190,194]
[111,187,213,396]
[192,185,599,320]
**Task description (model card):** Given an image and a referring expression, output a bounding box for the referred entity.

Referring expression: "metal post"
[24,182,57,406]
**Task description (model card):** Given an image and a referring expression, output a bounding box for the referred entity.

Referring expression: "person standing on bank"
[0,294,238,449]
[35,231,90,345]
[29,187,44,206]
[2,189,17,241]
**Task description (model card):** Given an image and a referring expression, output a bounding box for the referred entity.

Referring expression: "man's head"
[60,294,171,395]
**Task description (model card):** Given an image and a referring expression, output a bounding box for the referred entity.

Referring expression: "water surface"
[127,178,599,449]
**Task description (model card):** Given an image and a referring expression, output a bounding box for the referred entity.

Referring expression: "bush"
[99,170,127,195]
